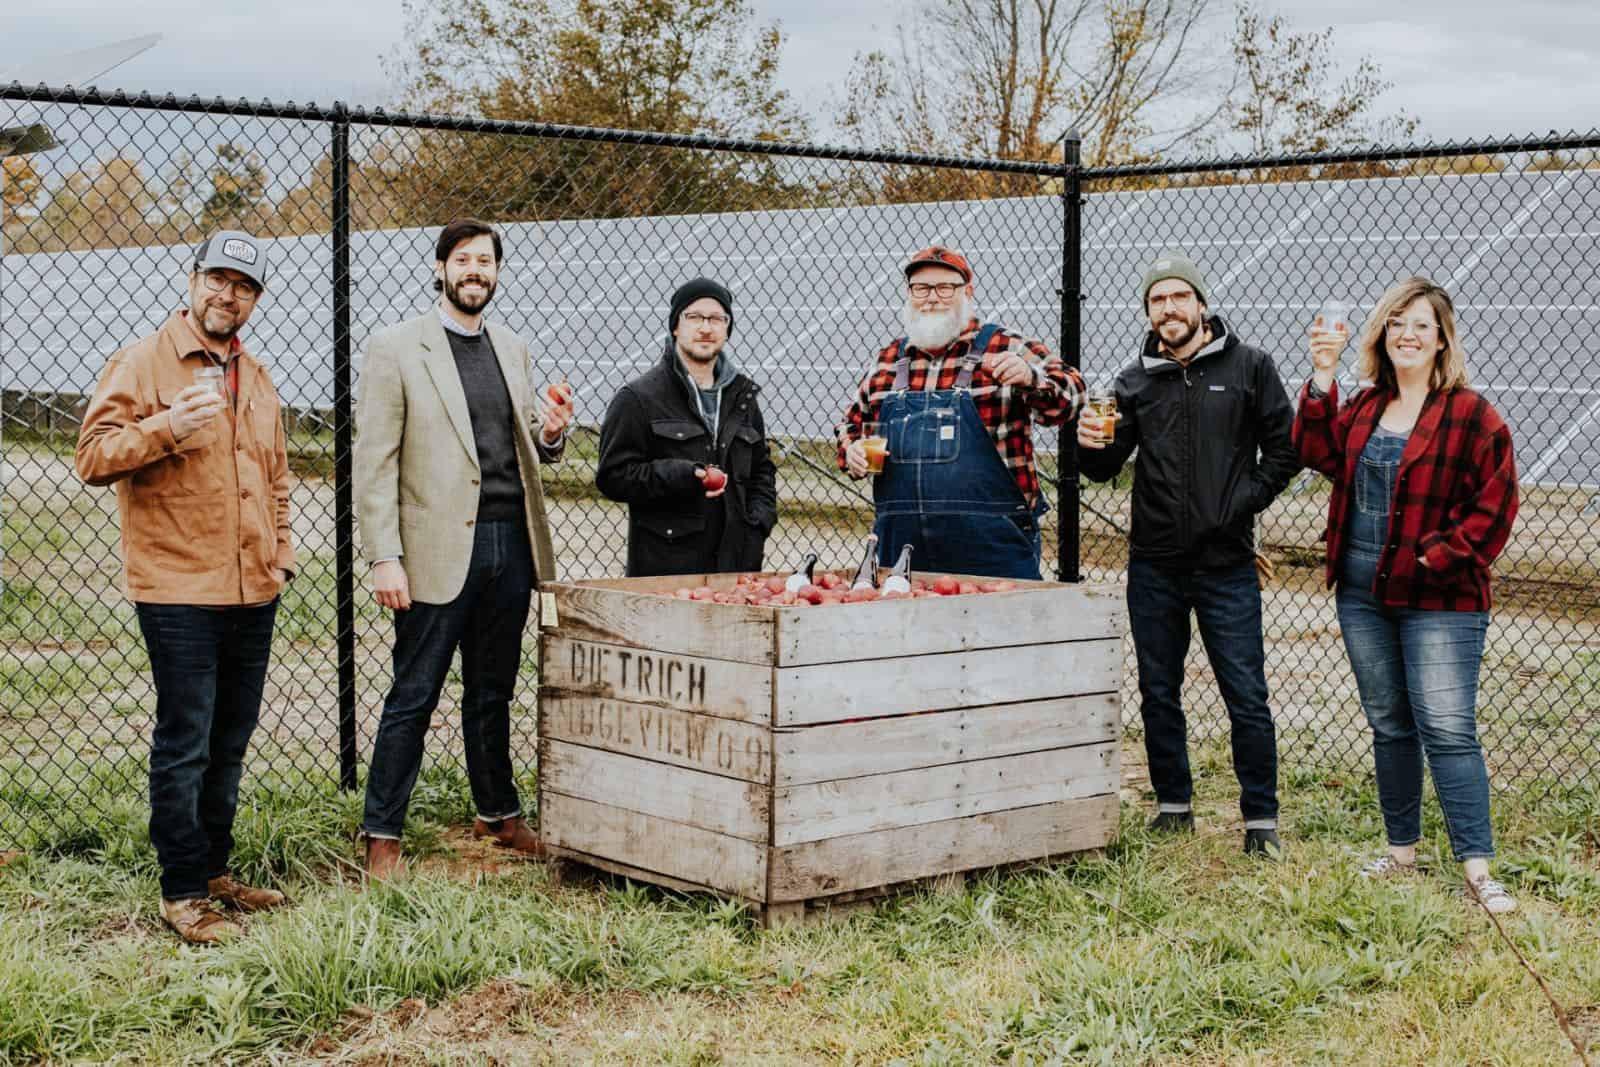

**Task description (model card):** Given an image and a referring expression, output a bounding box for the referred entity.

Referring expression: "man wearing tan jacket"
[354,218,572,878]
[76,230,293,943]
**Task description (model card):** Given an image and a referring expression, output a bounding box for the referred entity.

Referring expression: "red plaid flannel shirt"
[1293,381,1518,611]
[835,319,1084,507]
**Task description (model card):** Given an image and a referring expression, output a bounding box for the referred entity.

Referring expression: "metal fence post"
[331,103,358,791]
[1057,129,1083,583]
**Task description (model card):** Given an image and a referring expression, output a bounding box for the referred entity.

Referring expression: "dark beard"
[444,274,496,315]
[1158,313,1201,352]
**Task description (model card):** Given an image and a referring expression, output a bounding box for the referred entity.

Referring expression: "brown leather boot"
[471,816,544,857]
[161,897,242,944]
[208,874,288,912]
[364,836,408,882]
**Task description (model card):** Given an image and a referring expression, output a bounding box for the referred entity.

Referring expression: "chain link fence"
[2,84,1596,846]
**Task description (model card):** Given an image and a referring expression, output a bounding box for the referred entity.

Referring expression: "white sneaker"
[1466,876,1518,915]
[1358,854,1417,880]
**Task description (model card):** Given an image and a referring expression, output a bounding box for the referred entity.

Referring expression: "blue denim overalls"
[870,325,1047,580]
[1340,425,1408,590]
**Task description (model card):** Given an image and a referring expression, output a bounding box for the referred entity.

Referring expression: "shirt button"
[471,478,480,485]
[240,489,250,499]
[666,528,674,535]
[466,519,475,527]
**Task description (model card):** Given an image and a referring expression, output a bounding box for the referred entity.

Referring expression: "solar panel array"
[6,168,1594,487]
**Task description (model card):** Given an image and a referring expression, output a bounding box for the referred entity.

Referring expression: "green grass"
[0,747,1597,1065]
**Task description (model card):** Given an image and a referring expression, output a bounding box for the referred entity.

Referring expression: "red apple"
[980,580,1017,594]
[817,572,842,590]
[764,576,788,594]
[958,582,979,596]
[546,382,573,405]
[689,586,714,601]
[796,584,823,604]
[932,576,960,596]
[674,588,694,599]
[700,466,728,491]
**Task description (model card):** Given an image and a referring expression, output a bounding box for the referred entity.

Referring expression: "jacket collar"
[1140,314,1233,374]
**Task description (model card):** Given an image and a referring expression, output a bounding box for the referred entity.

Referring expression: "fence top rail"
[1082,130,1600,179]
[0,82,1069,176]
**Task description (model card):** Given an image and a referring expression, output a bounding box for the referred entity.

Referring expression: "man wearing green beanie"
[1078,251,1300,857]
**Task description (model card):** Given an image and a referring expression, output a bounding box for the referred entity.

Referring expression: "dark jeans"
[135,599,279,900]
[1127,558,1279,823]
[1337,548,1495,860]
[362,520,533,838]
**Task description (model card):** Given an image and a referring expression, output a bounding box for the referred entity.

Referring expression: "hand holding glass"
[861,422,889,474]
[1084,390,1118,445]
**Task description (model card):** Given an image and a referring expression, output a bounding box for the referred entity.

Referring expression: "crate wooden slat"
[538,573,1124,926]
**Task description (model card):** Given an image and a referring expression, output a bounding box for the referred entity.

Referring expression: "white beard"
[902,295,973,351]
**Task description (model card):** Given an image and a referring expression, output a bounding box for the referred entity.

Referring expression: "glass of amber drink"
[861,422,889,474]
[1084,389,1117,444]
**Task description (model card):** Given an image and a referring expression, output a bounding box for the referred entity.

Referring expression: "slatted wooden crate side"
[773,636,1122,726]
[772,581,1126,666]
[542,692,774,784]
[767,793,1120,902]
[540,634,775,725]
[773,693,1119,786]
[539,739,771,842]
[540,792,768,900]
[772,741,1117,846]
[545,581,777,666]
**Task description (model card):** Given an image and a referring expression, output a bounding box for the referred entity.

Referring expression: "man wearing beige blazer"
[354,218,573,879]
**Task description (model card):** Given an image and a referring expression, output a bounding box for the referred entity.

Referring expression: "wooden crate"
[536,572,1123,925]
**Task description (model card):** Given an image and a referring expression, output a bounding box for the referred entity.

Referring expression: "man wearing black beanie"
[597,277,778,576]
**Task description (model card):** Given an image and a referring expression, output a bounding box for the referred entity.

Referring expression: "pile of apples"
[662,572,1018,607]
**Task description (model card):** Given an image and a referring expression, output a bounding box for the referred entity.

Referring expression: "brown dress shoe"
[472,816,544,857]
[161,897,242,944]
[208,874,288,912]
[364,836,408,882]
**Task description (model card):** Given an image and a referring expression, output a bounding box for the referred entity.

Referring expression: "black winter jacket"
[1078,317,1299,570]
[596,345,778,577]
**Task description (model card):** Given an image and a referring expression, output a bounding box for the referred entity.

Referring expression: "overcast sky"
[4,1,1598,150]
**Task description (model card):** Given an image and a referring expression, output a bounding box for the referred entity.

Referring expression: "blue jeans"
[135,599,279,900]
[1127,558,1279,823]
[362,521,532,838]
[1337,548,1494,861]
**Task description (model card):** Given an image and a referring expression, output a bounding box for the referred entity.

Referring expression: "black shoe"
[1244,828,1284,859]
[1147,810,1195,834]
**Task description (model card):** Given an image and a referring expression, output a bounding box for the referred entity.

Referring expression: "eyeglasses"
[200,271,260,301]
[682,312,729,328]
[1147,291,1196,309]
[1385,318,1438,335]
[908,282,962,299]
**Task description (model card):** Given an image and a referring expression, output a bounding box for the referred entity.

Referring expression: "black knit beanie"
[669,277,734,337]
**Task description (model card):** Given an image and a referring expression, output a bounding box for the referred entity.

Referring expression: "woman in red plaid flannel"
[1294,276,1519,914]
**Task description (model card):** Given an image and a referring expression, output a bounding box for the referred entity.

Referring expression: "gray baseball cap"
[193,230,267,290]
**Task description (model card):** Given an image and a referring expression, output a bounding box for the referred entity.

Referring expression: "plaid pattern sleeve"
[1297,383,1518,611]
[835,319,1085,507]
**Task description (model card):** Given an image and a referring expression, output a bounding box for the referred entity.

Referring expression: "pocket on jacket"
[131,492,228,574]
[637,513,706,542]
[651,420,709,451]
[728,425,761,478]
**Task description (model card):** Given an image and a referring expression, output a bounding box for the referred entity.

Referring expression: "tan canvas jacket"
[353,312,559,603]
[75,311,296,605]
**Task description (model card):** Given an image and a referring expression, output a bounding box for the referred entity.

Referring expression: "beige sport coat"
[354,312,559,603]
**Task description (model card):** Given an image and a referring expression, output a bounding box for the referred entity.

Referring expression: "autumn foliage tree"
[375,0,815,224]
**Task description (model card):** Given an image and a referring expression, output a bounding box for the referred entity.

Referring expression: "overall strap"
[890,337,912,391]
[954,323,1003,390]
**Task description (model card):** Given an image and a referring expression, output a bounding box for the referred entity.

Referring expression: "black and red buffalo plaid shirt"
[1293,380,1518,611]
[835,319,1085,507]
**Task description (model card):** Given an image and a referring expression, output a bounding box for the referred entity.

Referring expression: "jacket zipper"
[1181,362,1192,551]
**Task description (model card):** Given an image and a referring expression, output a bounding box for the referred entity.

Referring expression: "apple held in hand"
[700,465,728,491]
[546,382,574,405]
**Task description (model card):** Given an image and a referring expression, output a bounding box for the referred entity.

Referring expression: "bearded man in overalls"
[837,246,1085,579]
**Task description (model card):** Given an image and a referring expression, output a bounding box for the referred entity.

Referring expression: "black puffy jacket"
[1078,317,1299,570]
[596,345,778,577]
